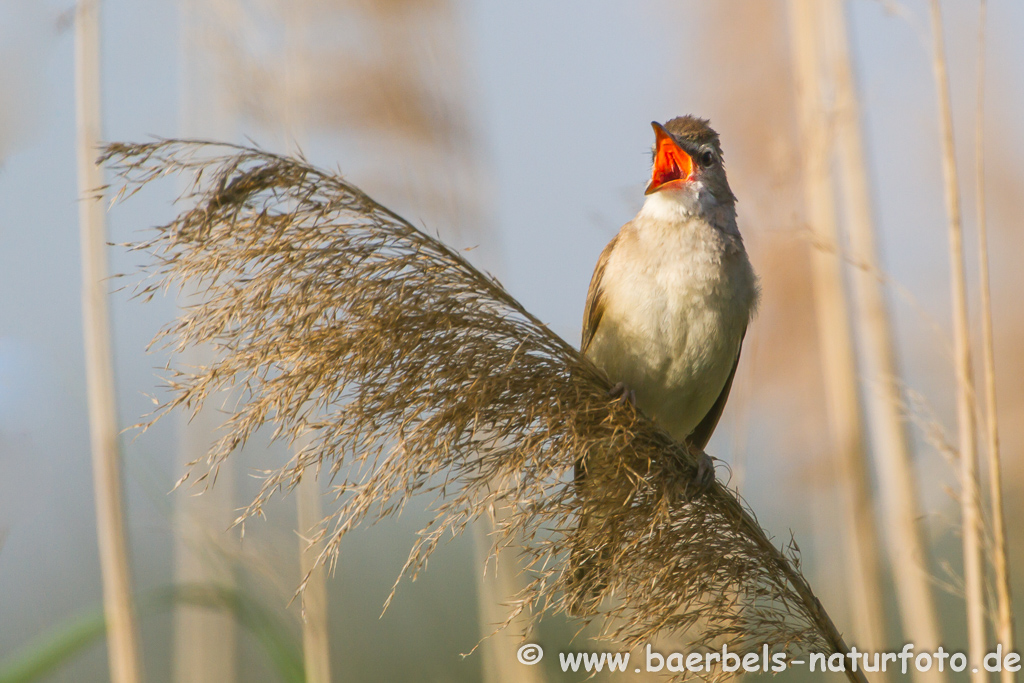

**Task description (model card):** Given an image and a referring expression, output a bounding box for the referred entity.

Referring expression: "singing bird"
[581,116,760,484]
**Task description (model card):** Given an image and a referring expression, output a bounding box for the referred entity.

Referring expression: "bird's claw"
[608,381,637,407]
[687,449,716,496]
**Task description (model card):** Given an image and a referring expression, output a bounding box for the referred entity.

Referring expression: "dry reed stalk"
[973,2,1014,675]
[820,1,952,674]
[104,139,870,683]
[173,5,241,681]
[279,10,334,681]
[297,470,331,683]
[172,417,239,683]
[787,0,889,664]
[74,3,143,683]
[472,510,545,683]
[475,484,537,683]
[928,1,986,679]
[171,337,241,683]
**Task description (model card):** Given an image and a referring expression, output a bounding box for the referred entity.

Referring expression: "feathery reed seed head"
[103,139,850,680]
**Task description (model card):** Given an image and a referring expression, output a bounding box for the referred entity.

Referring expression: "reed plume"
[102,139,865,682]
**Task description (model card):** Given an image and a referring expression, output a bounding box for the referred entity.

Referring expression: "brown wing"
[576,233,620,488]
[685,330,744,451]
[581,233,619,354]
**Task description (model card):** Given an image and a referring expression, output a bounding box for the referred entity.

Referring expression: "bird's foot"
[608,381,637,407]
[686,448,716,496]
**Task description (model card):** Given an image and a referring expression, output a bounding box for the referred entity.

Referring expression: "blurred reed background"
[1,0,1023,681]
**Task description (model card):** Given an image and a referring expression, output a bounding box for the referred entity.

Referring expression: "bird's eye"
[700,150,716,166]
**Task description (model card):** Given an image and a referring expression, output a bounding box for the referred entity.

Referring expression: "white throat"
[637,184,740,236]
[638,189,700,222]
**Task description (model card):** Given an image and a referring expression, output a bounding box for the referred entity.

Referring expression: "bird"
[569,116,759,614]
[582,115,759,474]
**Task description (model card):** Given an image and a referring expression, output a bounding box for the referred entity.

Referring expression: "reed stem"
[788,0,890,667]
[297,471,331,683]
[824,2,950,676]
[928,2,987,679]
[972,2,1014,676]
[75,1,143,681]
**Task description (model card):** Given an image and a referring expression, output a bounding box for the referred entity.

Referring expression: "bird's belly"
[586,279,744,442]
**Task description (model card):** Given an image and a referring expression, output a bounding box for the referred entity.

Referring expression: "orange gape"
[645,123,694,195]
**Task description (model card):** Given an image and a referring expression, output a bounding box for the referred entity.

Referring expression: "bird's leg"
[687,446,716,496]
[608,381,637,407]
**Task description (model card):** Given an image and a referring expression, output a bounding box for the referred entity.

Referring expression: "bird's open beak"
[645,122,694,195]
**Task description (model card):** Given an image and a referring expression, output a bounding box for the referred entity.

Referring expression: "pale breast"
[585,216,757,442]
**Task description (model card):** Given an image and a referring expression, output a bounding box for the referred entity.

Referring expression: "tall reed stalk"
[74,2,143,682]
[814,2,951,678]
[297,470,331,683]
[928,2,986,680]
[280,9,334,681]
[972,2,1014,676]
[472,511,544,683]
[786,0,888,665]
[173,5,240,681]
[172,383,238,683]
[822,2,952,675]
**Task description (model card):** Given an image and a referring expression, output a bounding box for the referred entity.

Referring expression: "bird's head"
[644,116,736,219]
